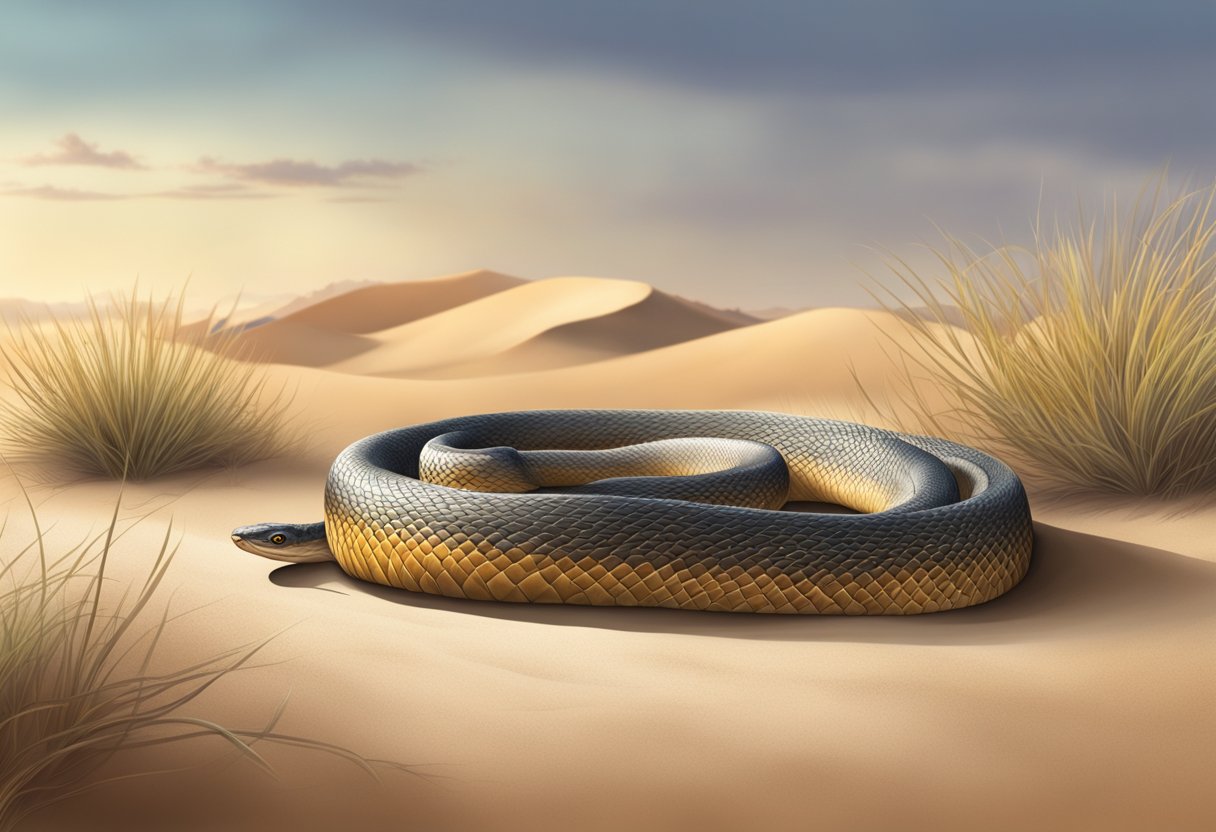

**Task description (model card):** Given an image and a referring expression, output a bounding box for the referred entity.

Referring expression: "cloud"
[0,183,126,201]
[21,133,145,169]
[1,182,278,202]
[191,155,420,187]
[313,1,1216,168]
[299,1,1215,94]
[150,183,277,200]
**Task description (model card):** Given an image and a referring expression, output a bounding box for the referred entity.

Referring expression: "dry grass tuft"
[870,180,1216,497]
[0,288,294,480]
[0,488,414,831]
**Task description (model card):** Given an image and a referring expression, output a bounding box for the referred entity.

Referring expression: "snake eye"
[270,534,286,545]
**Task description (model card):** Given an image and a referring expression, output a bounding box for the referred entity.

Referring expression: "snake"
[231,410,1033,614]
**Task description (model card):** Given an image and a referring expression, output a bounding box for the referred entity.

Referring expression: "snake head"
[231,522,333,563]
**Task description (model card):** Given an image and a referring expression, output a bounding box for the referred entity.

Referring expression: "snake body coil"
[308,410,1032,614]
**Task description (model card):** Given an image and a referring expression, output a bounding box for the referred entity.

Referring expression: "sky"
[2,1,1213,308]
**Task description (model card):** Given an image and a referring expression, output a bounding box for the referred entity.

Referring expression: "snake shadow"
[268,522,1216,646]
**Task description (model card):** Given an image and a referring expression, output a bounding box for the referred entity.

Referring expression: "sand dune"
[215,307,926,466]
[423,286,755,378]
[399,304,964,415]
[745,304,806,320]
[3,273,1210,831]
[224,273,758,377]
[326,276,755,378]
[669,293,759,327]
[225,269,525,366]
[248,279,380,324]
[327,275,653,376]
[230,321,380,366]
[269,268,524,334]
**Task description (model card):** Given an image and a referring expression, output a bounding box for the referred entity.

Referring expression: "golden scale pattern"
[323,410,1033,614]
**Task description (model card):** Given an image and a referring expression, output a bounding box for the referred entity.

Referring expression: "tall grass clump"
[874,180,1216,497]
[0,288,293,480]
[0,492,411,831]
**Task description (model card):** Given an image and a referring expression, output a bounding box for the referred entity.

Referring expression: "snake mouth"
[231,535,258,555]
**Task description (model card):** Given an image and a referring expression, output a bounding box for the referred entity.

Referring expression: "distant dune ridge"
[225,269,520,366]
[0,279,376,334]
[226,270,761,377]
[744,304,804,320]
[273,269,525,334]
[0,298,95,323]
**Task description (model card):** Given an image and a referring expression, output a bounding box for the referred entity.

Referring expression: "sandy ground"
[3,274,1213,831]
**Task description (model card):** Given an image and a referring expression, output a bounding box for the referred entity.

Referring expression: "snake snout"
[230,531,257,554]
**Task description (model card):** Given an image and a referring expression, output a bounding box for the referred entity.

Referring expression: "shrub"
[872,180,1216,497]
[0,288,293,480]
[0,490,409,830]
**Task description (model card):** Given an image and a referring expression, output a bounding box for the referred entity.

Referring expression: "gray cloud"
[9,3,1211,170]
[20,1,1215,95]
[191,156,420,187]
[21,133,145,169]
[300,1,1215,92]
[317,1,1215,168]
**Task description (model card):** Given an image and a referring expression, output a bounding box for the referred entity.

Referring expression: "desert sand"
[4,272,1213,832]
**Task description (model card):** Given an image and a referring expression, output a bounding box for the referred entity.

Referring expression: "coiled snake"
[232,410,1033,614]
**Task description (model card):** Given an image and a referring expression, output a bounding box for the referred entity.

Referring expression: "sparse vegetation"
[0,288,293,480]
[0,491,410,831]
[872,180,1216,497]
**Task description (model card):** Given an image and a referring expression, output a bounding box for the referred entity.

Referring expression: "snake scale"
[232,410,1033,614]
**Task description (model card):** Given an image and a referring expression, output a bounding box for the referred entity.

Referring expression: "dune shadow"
[268,522,1216,646]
